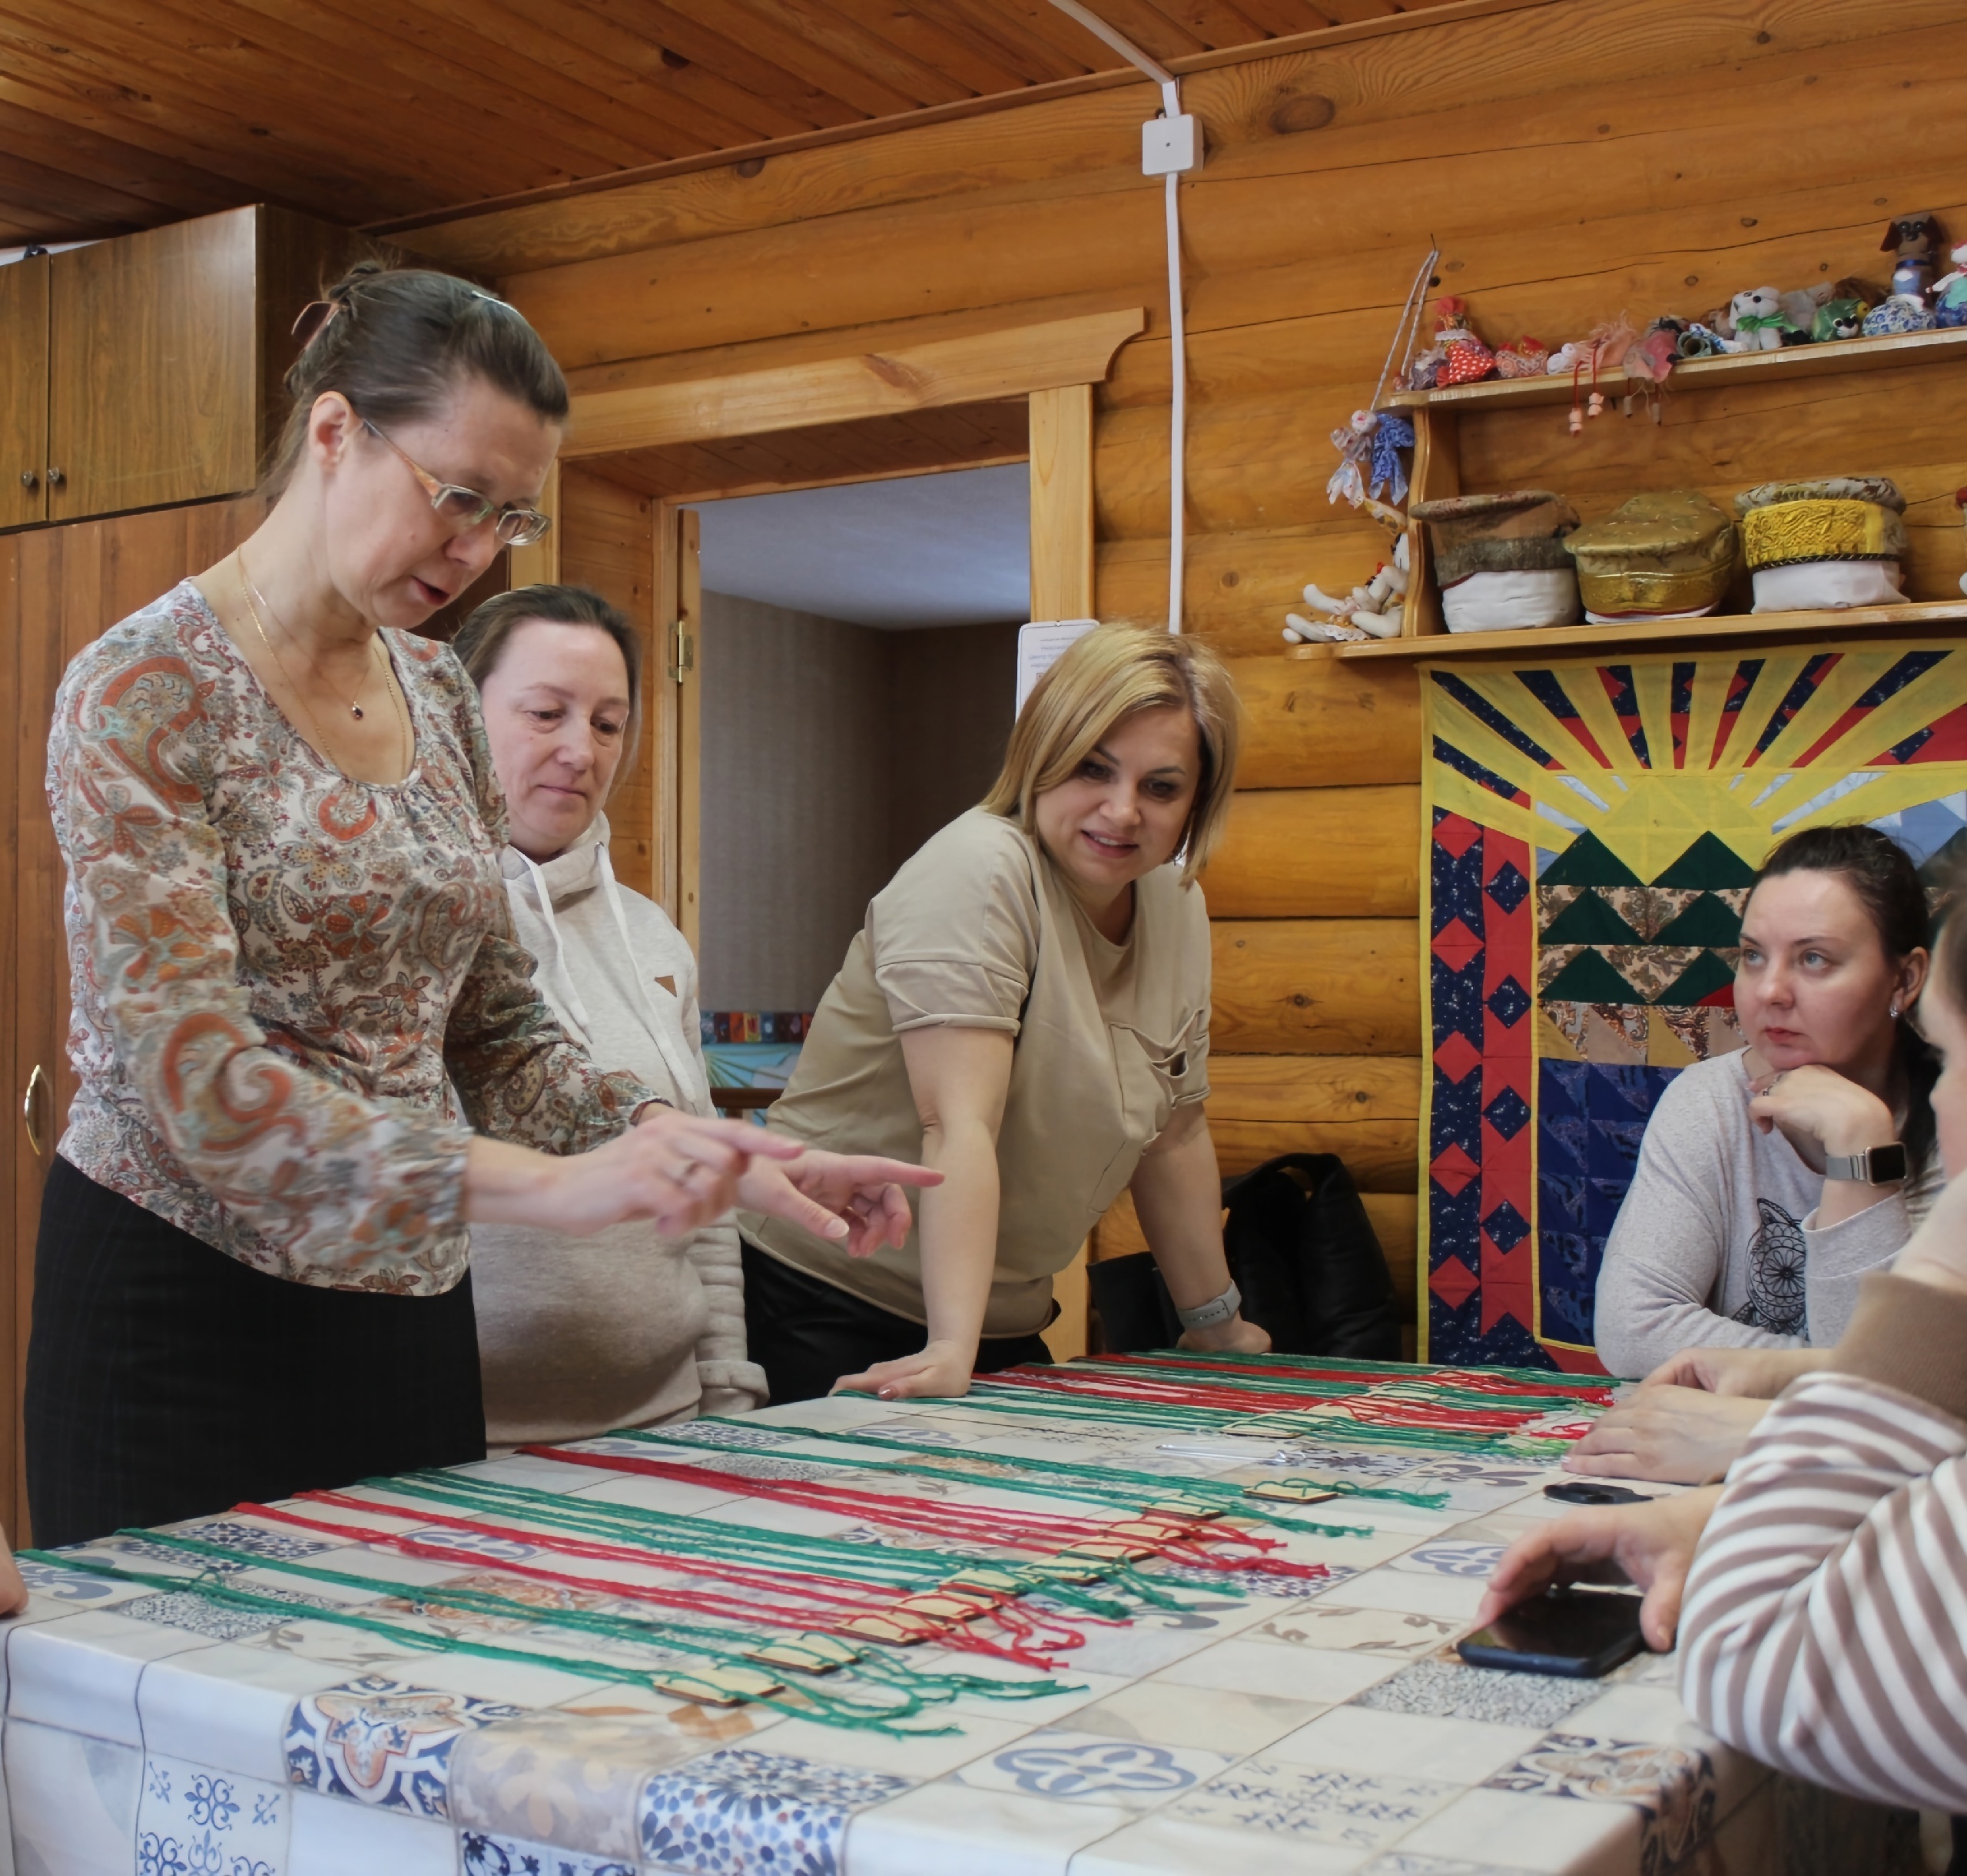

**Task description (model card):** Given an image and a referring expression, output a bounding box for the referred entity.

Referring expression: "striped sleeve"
[1677,1371,1967,1812]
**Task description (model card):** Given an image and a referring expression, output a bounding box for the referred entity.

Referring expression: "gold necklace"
[234,553,410,775]
[237,552,378,720]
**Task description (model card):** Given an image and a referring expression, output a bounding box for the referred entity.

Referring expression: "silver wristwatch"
[1822,1143,1908,1184]
[1176,1280,1242,1331]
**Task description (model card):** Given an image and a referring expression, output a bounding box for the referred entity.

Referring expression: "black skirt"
[25,1155,486,1549]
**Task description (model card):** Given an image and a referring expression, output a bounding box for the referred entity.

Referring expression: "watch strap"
[1823,1143,1908,1184]
[1176,1280,1242,1331]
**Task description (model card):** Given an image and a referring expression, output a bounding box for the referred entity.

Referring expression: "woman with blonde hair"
[741,624,1271,1402]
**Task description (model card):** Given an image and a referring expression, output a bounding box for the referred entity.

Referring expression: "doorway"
[691,460,1030,1033]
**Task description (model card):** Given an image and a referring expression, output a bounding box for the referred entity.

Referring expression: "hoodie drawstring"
[513,850,595,1047]
[595,844,708,1110]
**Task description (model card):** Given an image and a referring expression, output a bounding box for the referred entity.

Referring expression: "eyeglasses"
[363,419,552,548]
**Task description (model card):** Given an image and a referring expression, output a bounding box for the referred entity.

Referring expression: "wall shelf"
[1386,323,1967,414]
[1379,320,1967,650]
[1332,598,1967,661]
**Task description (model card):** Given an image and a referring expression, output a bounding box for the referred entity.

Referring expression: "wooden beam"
[506,458,560,588]
[676,505,704,955]
[563,308,1144,454]
[1029,382,1095,621]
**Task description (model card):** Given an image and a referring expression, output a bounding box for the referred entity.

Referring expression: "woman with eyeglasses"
[25,263,928,1546]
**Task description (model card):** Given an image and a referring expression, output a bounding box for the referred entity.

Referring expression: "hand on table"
[1476,1485,1722,1652]
[1179,1314,1271,1356]
[0,1531,23,1617]
[737,1150,943,1256]
[1644,1344,1833,1398]
[832,1338,977,1401]
[1562,1385,1767,1484]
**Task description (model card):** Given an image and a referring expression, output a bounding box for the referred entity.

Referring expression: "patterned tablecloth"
[0,1361,1920,1876]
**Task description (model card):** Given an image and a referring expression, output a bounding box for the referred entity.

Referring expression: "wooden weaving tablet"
[838,1609,944,1644]
[1245,1480,1342,1504]
[652,1665,784,1706]
[1146,1497,1225,1520]
[744,1634,861,1675]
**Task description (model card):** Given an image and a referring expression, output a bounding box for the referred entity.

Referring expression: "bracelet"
[1176,1280,1242,1332]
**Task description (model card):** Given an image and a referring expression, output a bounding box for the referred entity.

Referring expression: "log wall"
[410,0,1967,1341]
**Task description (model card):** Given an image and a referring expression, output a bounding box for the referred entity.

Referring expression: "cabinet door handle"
[22,1063,48,1157]
[46,467,65,487]
[18,470,35,491]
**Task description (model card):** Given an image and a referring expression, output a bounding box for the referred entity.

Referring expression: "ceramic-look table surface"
[0,1367,1894,1876]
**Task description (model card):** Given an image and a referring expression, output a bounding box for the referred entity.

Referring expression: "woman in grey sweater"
[1591,824,1937,1383]
[455,587,934,1443]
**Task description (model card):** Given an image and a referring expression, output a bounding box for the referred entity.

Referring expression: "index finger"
[675,1118,805,1161]
[821,1155,945,1188]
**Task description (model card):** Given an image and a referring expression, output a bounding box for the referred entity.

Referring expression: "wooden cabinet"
[0,254,49,532]
[2,495,265,1546]
[3,207,386,532]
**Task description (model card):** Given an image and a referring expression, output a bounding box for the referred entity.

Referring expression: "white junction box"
[1142,112,1201,176]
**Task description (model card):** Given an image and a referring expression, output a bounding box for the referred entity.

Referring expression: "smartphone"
[1543,1480,1657,1507]
[1457,1586,1645,1679]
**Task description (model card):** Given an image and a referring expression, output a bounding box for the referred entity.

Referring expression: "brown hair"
[269,261,568,491]
[980,625,1242,883]
[453,585,644,774]
[1754,822,1936,1172]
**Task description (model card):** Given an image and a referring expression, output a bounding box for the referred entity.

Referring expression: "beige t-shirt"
[744,807,1212,1337]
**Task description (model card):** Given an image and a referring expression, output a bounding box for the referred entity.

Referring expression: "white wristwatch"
[1822,1143,1908,1184]
[1176,1281,1242,1331]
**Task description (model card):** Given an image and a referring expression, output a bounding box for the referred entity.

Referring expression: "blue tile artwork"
[638,1748,911,1875]
[286,1675,526,1821]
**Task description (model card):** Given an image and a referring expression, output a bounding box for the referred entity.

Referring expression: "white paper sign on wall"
[1015,619,1100,718]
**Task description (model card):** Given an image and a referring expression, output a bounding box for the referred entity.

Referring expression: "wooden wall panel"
[443,0,1967,1360]
[1229,656,1421,790]
[1206,786,1419,918]
[1211,920,1420,1057]
[557,465,659,901]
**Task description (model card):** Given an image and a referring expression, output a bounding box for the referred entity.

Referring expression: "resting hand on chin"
[1744,1060,1895,1172]
[1563,1385,1767,1484]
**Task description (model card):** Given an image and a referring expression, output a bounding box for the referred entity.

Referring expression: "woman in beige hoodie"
[455,586,934,1443]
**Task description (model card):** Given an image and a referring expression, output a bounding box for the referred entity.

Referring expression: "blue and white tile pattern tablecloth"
[0,1367,1920,1876]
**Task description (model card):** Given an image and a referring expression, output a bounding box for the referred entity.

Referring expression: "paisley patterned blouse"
[47,581,655,1294]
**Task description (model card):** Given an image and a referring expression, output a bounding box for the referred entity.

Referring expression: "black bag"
[1088,1152,1400,1358]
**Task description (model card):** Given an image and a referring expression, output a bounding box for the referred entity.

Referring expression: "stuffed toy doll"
[1720,287,1799,352]
[1931,243,1967,328]
[1429,297,1497,386]
[1865,214,1945,334]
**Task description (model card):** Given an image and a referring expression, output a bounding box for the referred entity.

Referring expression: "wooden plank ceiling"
[0,0,1428,247]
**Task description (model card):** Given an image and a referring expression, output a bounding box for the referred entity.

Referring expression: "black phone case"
[1456,1590,1647,1679]
[1456,1629,1643,1679]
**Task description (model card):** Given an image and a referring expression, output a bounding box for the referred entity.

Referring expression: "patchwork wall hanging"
[1420,641,1967,1371]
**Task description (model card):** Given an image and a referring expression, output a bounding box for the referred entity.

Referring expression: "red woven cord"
[240,1496,1076,1670]
[981,1367,1537,1430]
[518,1446,1327,1578]
[1085,1354,1612,1406]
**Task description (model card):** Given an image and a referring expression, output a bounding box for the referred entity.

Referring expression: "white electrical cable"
[1163,155,1186,635]
[1050,0,1189,633]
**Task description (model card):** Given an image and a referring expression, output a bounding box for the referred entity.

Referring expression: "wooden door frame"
[515,305,1141,936]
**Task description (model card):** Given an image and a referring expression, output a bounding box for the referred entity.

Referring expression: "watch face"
[1868,1143,1909,1183]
